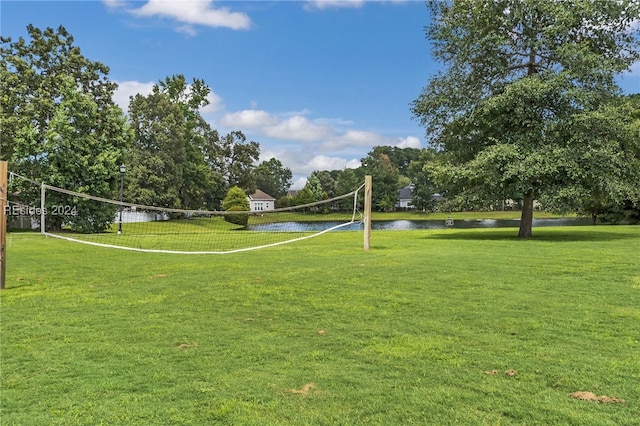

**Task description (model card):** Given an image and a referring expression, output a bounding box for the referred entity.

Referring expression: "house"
[396,185,414,210]
[395,185,445,210]
[248,189,276,211]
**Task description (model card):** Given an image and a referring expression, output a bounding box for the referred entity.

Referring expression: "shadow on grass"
[424,227,639,242]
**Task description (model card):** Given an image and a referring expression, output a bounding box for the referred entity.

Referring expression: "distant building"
[396,185,414,210]
[395,185,445,211]
[248,189,276,211]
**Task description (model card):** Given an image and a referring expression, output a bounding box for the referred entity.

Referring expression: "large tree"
[412,0,640,237]
[407,148,440,212]
[254,158,292,199]
[360,149,402,212]
[218,130,260,194]
[127,91,188,208]
[126,75,224,210]
[541,95,640,225]
[1,25,131,232]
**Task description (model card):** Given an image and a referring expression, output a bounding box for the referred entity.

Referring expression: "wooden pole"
[1,160,8,290]
[363,175,372,252]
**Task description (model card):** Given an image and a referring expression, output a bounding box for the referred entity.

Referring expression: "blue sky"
[2,1,639,189]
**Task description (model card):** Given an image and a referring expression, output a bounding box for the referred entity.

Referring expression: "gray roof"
[248,189,276,201]
[398,186,413,201]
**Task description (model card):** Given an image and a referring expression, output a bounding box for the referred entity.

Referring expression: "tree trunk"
[518,190,535,238]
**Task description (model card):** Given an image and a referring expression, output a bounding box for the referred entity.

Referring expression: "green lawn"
[1,226,639,425]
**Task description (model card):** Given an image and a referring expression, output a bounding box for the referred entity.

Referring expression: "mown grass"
[1,226,639,425]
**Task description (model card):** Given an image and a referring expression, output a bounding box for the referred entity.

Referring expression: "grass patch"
[1,226,639,425]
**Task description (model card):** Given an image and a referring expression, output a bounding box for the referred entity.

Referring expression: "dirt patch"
[317,329,328,335]
[177,342,198,349]
[483,369,517,377]
[289,383,316,396]
[569,391,625,404]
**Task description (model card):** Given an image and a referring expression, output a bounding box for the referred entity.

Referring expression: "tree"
[126,75,223,210]
[291,187,316,213]
[407,149,440,212]
[541,95,640,223]
[126,92,186,209]
[412,0,640,237]
[335,168,361,196]
[222,186,250,227]
[360,150,401,212]
[335,168,363,210]
[367,146,422,177]
[219,131,260,194]
[1,25,131,232]
[303,174,326,202]
[254,158,292,199]
[310,170,338,199]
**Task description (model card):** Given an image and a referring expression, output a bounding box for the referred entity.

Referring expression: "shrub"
[224,205,249,227]
[222,186,250,228]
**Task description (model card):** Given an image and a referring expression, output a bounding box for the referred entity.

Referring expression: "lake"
[248,217,593,232]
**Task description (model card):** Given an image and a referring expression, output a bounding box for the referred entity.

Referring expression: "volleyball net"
[7,172,369,254]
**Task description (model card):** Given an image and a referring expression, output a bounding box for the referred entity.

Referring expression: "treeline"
[1,26,294,215]
[0,25,449,225]
[0,26,290,232]
[3,24,638,233]
[291,147,439,213]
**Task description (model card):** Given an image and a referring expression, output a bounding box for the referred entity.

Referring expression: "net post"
[40,183,46,234]
[363,175,372,252]
[1,160,7,289]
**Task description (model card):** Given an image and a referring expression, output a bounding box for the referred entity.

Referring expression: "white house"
[248,189,276,212]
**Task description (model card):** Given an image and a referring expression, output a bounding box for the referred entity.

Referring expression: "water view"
[248,217,593,232]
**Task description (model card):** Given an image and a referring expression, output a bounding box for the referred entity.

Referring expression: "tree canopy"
[412,0,640,237]
[254,158,292,200]
[126,75,224,210]
[1,25,131,232]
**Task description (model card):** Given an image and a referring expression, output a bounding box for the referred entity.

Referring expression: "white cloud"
[103,0,128,9]
[305,0,365,10]
[321,131,422,150]
[258,147,360,189]
[200,91,225,114]
[339,130,383,145]
[282,108,313,117]
[219,109,279,128]
[290,155,361,188]
[113,80,155,111]
[304,0,407,10]
[220,110,334,141]
[107,0,252,32]
[268,149,361,189]
[396,135,422,149]
[113,80,224,115]
[306,154,360,171]
[175,24,197,37]
[264,116,334,141]
[291,177,308,190]
[219,108,422,165]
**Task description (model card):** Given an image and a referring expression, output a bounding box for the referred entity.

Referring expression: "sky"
[2,1,639,189]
